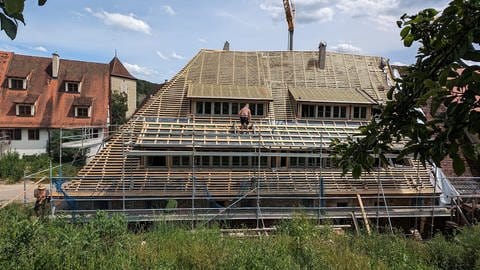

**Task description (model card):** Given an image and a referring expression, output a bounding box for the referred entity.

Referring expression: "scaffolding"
[42,117,453,234]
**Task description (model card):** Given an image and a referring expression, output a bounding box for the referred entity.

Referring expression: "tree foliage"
[136,79,162,107]
[0,0,46,40]
[111,91,128,126]
[331,0,480,178]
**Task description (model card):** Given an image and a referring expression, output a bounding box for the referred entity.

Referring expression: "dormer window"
[8,77,26,90]
[65,82,80,93]
[352,106,368,119]
[74,106,90,118]
[72,96,93,118]
[16,104,34,116]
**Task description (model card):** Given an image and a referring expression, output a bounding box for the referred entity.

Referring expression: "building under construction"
[53,46,464,232]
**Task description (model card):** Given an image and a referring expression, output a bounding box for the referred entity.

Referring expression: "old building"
[0,51,135,157]
[56,48,450,230]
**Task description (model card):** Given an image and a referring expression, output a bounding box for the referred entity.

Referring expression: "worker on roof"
[34,184,50,217]
[238,103,252,129]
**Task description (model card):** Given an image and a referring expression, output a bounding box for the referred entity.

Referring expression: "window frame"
[75,106,90,118]
[8,77,26,90]
[65,81,81,93]
[28,129,40,140]
[194,100,266,117]
[16,104,34,117]
[352,106,368,120]
[146,156,166,167]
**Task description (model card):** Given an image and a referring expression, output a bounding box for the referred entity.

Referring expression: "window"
[16,104,34,116]
[353,106,368,119]
[28,129,40,140]
[332,106,347,119]
[213,102,221,114]
[194,101,266,117]
[301,104,315,118]
[222,102,229,115]
[290,157,306,167]
[8,78,26,89]
[172,156,190,167]
[65,82,80,93]
[317,106,324,118]
[231,103,239,115]
[146,156,166,167]
[86,128,99,139]
[324,106,331,117]
[251,103,265,116]
[196,101,204,114]
[75,106,90,118]
[0,129,21,140]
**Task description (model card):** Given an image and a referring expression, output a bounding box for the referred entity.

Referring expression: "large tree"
[0,0,46,39]
[331,0,480,178]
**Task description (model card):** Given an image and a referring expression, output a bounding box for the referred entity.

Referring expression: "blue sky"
[0,0,449,83]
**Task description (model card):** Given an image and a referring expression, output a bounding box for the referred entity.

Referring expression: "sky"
[0,0,450,83]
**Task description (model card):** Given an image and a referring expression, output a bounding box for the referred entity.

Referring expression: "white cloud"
[85,7,151,34]
[368,14,397,32]
[171,52,184,60]
[297,7,334,23]
[124,62,158,76]
[331,43,362,53]
[33,46,47,52]
[336,0,396,17]
[163,5,176,15]
[198,38,207,43]
[156,51,168,60]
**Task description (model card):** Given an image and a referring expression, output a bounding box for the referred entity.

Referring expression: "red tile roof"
[0,52,111,128]
[109,57,135,80]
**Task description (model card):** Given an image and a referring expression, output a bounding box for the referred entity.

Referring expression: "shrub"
[0,151,25,183]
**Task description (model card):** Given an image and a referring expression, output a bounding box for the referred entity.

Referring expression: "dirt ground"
[0,181,37,207]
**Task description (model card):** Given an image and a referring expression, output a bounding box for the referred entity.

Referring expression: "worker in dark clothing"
[34,184,50,216]
[238,104,252,129]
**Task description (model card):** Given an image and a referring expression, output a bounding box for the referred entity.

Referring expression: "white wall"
[9,129,48,156]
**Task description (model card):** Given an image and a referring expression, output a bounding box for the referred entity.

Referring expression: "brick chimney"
[318,41,327,69]
[52,52,59,78]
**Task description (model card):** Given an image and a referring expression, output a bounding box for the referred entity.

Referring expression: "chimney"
[223,41,230,51]
[318,41,327,69]
[52,52,59,78]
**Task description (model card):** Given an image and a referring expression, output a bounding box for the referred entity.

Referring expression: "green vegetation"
[111,92,129,126]
[0,151,79,183]
[332,0,480,178]
[1,205,479,270]
[137,79,161,107]
[0,0,46,40]
[48,130,86,166]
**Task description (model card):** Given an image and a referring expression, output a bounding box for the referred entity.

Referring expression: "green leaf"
[0,13,17,40]
[403,34,414,47]
[452,155,465,175]
[400,26,411,39]
[461,144,477,160]
[4,0,24,15]
[38,0,47,6]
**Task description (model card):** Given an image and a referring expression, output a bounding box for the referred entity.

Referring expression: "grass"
[0,204,479,270]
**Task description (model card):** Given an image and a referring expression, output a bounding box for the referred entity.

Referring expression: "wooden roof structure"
[288,86,376,104]
[62,49,437,201]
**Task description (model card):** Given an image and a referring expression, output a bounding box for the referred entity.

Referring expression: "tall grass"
[0,204,478,269]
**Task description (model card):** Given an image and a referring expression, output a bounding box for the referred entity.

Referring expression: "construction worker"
[34,184,50,216]
[238,103,252,129]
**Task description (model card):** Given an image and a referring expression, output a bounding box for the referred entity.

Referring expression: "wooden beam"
[356,193,371,235]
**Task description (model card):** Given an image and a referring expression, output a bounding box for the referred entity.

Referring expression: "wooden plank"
[356,193,371,235]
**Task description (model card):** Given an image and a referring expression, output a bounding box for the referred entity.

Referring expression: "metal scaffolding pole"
[191,119,196,228]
